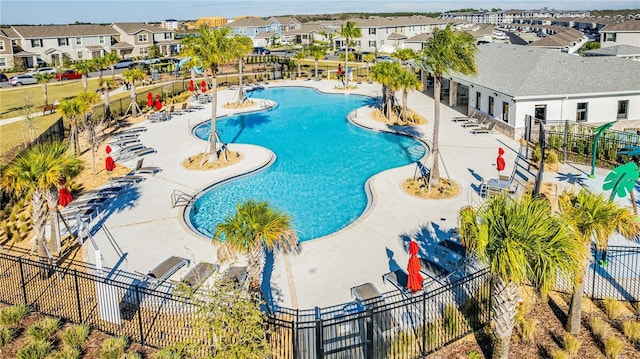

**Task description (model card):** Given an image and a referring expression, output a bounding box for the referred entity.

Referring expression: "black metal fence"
[0,245,637,357]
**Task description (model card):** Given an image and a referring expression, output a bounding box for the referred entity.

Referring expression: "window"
[369,40,376,47]
[164,32,172,40]
[534,104,547,123]
[617,100,628,119]
[369,28,376,35]
[239,28,247,35]
[58,38,68,46]
[31,39,43,47]
[0,41,4,50]
[75,37,82,45]
[77,51,83,59]
[99,36,105,44]
[475,92,481,109]
[488,96,494,116]
[138,34,148,42]
[576,102,588,122]
[502,101,509,122]
[141,47,148,55]
[0,58,6,67]
[605,33,616,42]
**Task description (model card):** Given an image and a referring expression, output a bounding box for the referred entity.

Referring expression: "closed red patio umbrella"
[105,145,116,174]
[57,178,73,207]
[147,92,153,107]
[406,241,424,293]
[155,94,162,110]
[496,147,506,172]
[189,79,195,92]
[201,80,207,93]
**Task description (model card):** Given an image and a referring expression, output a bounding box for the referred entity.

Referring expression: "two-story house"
[600,19,640,48]
[4,24,118,69]
[111,23,178,58]
[228,17,283,46]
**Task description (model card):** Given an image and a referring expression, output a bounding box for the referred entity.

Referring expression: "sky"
[1,1,638,25]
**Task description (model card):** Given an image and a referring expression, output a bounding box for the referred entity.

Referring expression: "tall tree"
[392,48,418,67]
[103,51,121,80]
[98,78,116,123]
[558,188,640,334]
[293,49,307,79]
[181,26,252,163]
[362,53,375,79]
[370,62,402,120]
[77,91,102,175]
[396,68,422,123]
[1,142,82,274]
[93,56,108,82]
[73,60,95,91]
[121,68,146,117]
[307,44,327,80]
[213,200,299,290]
[33,72,55,106]
[415,25,478,186]
[234,35,254,105]
[459,194,584,359]
[340,20,362,89]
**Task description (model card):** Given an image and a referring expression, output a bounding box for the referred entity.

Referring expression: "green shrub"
[61,324,89,349]
[563,333,582,358]
[48,347,81,359]
[520,318,536,344]
[0,304,29,325]
[551,349,569,359]
[468,350,482,359]
[590,317,608,339]
[0,327,16,348]
[121,353,142,359]
[16,339,53,359]
[547,150,559,164]
[603,298,624,320]
[622,320,640,343]
[99,336,128,359]
[27,317,60,341]
[604,336,624,359]
[443,304,463,337]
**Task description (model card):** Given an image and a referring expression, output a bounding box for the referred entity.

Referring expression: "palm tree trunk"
[130,84,137,117]
[82,75,88,91]
[386,87,392,120]
[566,255,589,334]
[70,119,80,155]
[402,91,408,122]
[45,189,59,253]
[247,245,265,289]
[103,84,112,123]
[431,76,442,186]
[208,68,219,163]
[237,58,244,105]
[297,63,301,79]
[314,60,319,80]
[344,42,349,89]
[31,190,49,277]
[43,83,49,106]
[491,276,520,359]
[111,65,115,81]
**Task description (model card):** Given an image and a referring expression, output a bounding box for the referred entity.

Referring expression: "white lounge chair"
[146,256,190,288]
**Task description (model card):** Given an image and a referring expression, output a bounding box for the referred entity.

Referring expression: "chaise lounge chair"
[470,121,496,134]
[181,262,218,289]
[146,256,190,288]
[130,158,161,175]
[224,266,247,286]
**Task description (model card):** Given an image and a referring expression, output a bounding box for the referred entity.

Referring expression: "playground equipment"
[177,57,203,75]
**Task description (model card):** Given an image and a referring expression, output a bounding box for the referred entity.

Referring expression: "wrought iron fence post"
[365,308,374,359]
[18,257,27,304]
[74,270,82,323]
[292,309,299,359]
[422,292,427,356]
[591,249,598,298]
[563,120,568,163]
[135,285,145,346]
[314,317,324,359]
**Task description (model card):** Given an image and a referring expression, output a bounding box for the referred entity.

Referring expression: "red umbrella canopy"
[58,187,73,207]
[201,80,207,93]
[147,96,154,107]
[105,145,112,154]
[409,240,419,255]
[155,95,162,111]
[189,79,195,92]
[496,147,506,172]
[147,91,153,100]
[406,255,424,293]
[105,145,116,172]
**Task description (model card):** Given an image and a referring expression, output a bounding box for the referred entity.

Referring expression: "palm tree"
[103,51,121,80]
[340,21,362,90]
[234,35,254,105]
[362,53,375,80]
[293,49,306,79]
[392,48,418,68]
[396,69,422,123]
[76,91,102,175]
[307,45,327,80]
[93,56,108,82]
[213,200,299,290]
[57,98,84,155]
[33,72,55,106]
[180,26,252,163]
[73,60,95,91]
[370,62,402,120]
[121,68,146,117]
[558,188,640,334]
[1,142,82,275]
[459,194,584,359]
[414,25,478,186]
[98,78,116,122]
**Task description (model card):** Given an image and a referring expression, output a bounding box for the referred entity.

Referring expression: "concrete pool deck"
[83,79,625,309]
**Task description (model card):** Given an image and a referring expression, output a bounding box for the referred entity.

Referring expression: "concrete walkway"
[80,78,636,309]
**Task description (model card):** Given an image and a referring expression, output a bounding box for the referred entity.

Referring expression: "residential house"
[527,28,586,53]
[5,24,117,69]
[583,44,640,61]
[0,29,18,70]
[600,19,640,48]
[111,22,178,58]
[228,17,284,46]
[438,43,640,138]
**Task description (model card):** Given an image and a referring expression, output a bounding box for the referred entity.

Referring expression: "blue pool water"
[189,87,426,241]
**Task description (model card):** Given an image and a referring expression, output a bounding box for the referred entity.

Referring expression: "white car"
[27,67,57,76]
[9,74,37,86]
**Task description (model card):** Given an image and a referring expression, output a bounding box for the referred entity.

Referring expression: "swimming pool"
[189,87,427,241]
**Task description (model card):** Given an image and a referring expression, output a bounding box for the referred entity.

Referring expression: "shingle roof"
[229,17,275,27]
[112,23,166,34]
[405,33,433,42]
[350,16,447,28]
[11,24,117,38]
[528,28,583,47]
[584,44,640,57]
[450,43,640,98]
[111,42,133,49]
[601,19,640,32]
[387,32,408,40]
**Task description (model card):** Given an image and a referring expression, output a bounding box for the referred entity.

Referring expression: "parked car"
[9,74,37,86]
[334,47,357,56]
[253,47,271,55]
[27,67,57,76]
[0,73,8,82]
[375,55,395,63]
[56,69,82,81]
[113,59,135,69]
